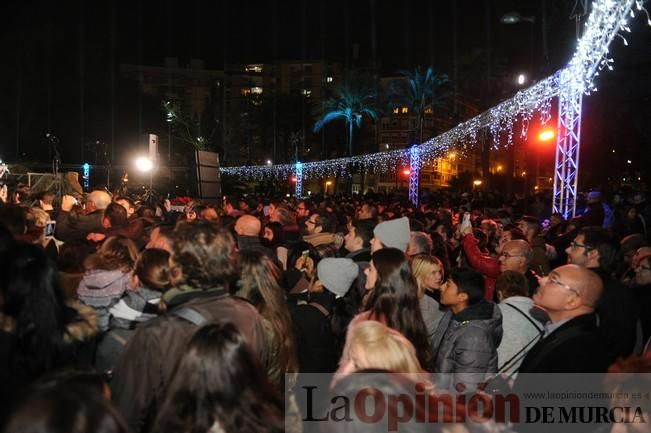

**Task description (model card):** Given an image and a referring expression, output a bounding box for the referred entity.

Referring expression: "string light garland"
[220,0,648,193]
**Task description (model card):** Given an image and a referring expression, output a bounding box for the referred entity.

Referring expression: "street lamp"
[500,11,534,24]
[134,157,154,173]
[517,74,527,86]
[502,10,537,195]
[134,156,154,189]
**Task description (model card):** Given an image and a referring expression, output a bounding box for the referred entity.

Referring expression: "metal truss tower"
[294,161,303,198]
[552,71,583,218]
[408,145,421,206]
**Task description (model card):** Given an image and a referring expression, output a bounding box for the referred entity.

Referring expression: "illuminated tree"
[313,78,377,156]
[386,67,450,144]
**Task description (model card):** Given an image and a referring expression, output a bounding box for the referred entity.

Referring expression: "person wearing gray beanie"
[370,216,410,252]
[317,258,359,298]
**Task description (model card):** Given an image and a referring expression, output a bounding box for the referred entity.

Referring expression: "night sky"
[1,0,649,188]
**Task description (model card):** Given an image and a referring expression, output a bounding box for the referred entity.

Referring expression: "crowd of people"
[0,184,650,433]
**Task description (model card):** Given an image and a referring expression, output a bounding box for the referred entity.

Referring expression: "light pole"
[500,11,535,76]
[501,10,536,195]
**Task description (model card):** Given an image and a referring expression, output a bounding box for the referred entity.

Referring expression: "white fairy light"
[220,0,645,182]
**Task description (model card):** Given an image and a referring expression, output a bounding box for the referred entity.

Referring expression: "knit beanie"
[373,216,410,251]
[317,258,358,298]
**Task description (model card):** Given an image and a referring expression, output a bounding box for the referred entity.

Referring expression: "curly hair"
[172,220,238,290]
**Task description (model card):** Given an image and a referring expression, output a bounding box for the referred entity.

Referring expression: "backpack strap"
[504,302,544,333]
[171,307,208,327]
[308,302,330,318]
[497,303,545,374]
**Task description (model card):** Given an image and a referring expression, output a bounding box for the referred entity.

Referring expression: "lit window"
[424,107,433,114]
[326,76,334,83]
[302,89,312,97]
[401,107,409,113]
[244,64,263,73]
[393,107,399,114]
[241,88,251,96]
[251,86,263,94]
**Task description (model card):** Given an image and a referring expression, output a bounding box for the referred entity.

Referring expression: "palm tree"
[386,67,451,144]
[313,79,377,156]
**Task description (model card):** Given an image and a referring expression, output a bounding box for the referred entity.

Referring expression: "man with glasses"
[566,227,638,364]
[517,264,609,373]
[498,239,540,297]
[303,210,336,247]
[295,200,311,228]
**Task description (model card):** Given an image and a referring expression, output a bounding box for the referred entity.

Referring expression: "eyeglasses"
[499,252,524,259]
[547,274,581,297]
[570,241,591,250]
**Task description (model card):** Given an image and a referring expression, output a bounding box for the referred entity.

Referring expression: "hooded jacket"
[77,269,131,333]
[431,299,503,389]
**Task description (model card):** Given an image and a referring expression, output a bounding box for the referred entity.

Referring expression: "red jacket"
[462,233,500,300]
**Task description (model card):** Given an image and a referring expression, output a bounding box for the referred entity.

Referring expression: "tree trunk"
[348,121,353,156]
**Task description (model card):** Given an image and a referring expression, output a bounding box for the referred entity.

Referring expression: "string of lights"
[219,0,647,193]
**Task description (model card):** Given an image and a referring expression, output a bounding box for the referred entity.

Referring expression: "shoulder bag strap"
[308,302,330,318]
[497,303,545,374]
[171,307,208,327]
[504,302,544,333]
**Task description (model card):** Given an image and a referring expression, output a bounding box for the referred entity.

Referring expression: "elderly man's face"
[533,267,581,313]
[499,242,526,273]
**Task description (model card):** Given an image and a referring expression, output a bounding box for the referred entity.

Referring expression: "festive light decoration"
[220,0,647,216]
[552,0,641,218]
[409,145,420,206]
[82,163,91,191]
[295,161,303,197]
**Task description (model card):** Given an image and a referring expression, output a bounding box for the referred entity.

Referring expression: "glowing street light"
[402,169,411,176]
[134,156,154,173]
[517,74,527,86]
[473,180,483,187]
[266,159,272,166]
[538,129,555,142]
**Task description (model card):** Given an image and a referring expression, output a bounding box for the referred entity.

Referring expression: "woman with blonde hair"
[411,255,446,339]
[336,321,427,384]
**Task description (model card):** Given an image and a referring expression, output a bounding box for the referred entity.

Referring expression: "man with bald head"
[517,264,610,373]
[55,190,112,242]
[499,239,540,296]
[234,214,275,260]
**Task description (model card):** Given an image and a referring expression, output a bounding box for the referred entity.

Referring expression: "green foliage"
[386,67,451,143]
[313,73,377,156]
